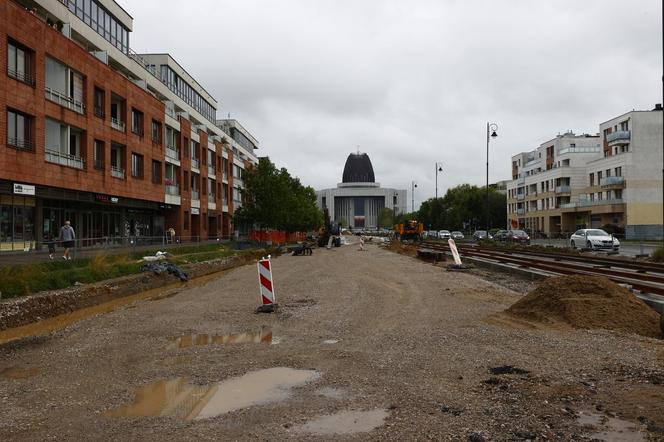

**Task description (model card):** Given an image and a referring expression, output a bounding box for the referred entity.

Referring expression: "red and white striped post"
[256,255,278,312]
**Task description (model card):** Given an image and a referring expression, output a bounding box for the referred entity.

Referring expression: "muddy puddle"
[166,327,273,350]
[294,409,389,435]
[106,367,320,420]
[0,366,39,379]
[577,411,645,442]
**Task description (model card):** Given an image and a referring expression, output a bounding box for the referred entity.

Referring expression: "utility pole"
[486,123,498,232]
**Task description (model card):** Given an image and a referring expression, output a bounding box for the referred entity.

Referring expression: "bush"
[652,247,664,263]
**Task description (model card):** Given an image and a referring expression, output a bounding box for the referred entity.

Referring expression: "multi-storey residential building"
[1,0,259,252]
[506,105,663,239]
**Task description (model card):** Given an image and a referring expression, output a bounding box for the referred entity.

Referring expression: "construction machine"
[394,220,424,241]
[317,208,341,247]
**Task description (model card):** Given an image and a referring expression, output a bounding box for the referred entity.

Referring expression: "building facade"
[316,153,407,229]
[506,106,663,239]
[1,0,259,252]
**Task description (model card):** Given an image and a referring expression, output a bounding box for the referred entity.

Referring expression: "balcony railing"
[222,171,228,181]
[8,68,35,86]
[8,137,34,151]
[208,193,216,200]
[558,146,601,155]
[555,185,571,193]
[111,117,126,132]
[233,176,243,187]
[45,87,85,114]
[191,190,200,200]
[600,176,625,187]
[110,165,125,179]
[516,208,525,215]
[517,194,525,200]
[191,158,200,170]
[45,149,84,169]
[222,197,229,205]
[208,165,216,176]
[165,184,180,196]
[561,198,624,209]
[607,130,630,143]
[132,125,144,137]
[165,145,179,161]
[94,106,104,118]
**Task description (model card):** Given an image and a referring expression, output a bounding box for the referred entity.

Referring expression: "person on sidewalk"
[44,233,56,259]
[59,220,76,260]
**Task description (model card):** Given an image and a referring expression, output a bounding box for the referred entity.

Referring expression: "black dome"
[342,153,375,183]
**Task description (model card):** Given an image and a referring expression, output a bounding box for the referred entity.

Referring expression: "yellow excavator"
[394,220,424,241]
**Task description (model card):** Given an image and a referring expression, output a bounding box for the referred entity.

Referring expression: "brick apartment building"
[0,0,259,252]
[506,105,663,239]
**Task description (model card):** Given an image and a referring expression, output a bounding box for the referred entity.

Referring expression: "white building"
[316,153,407,229]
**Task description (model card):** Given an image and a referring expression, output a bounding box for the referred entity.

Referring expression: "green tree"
[234,157,323,232]
[338,218,349,228]
[377,207,395,228]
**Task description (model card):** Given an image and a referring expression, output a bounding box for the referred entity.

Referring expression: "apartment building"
[0,0,259,251]
[506,105,663,239]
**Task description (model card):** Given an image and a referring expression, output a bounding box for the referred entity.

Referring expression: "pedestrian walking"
[59,220,76,260]
[45,233,56,259]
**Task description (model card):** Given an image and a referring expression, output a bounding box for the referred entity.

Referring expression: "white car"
[438,230,451,239]
[569,229,620,251]
[451,231,464,240]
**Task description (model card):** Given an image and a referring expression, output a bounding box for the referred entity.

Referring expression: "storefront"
[0,193,36,252]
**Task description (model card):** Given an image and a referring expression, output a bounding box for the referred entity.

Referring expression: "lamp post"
[411,181,417,213]
[486,123,498,232]
[435,162,443,199]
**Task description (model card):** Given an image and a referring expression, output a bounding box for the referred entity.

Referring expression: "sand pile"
[385,241,418,257]
[505,275,663,338]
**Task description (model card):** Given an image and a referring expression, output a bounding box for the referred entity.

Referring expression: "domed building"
[316,153,407,229]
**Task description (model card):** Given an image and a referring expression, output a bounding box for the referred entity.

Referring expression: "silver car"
[438,230,451,239]
[451,231,464,240]
[569,229,620,251]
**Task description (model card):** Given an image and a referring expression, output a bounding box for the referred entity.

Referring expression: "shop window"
[131,152,144,179]
[131,108,144,136]
[7,39,35,86]
[93,140,104,169]
[152,160,162,184]
[7,108,34,151]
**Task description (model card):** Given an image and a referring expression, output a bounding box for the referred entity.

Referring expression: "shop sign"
[13,183,35,196]
[191,207,200,215]
[96,194,119,204]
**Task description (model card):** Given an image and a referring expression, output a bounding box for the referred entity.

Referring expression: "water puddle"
[165,328,273,350]
[316,387,348,400]
[577,411,645,442]
[105,367,320,420]
[294,409,389,435]
[0,366,39,379]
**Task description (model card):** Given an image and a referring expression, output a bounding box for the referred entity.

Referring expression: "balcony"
[233,176,243,187]
[555,185,571,193]
[222,171,228,182]
[561,199,624,209]
[165,145,180,162]
[111,118,126,132]
[516,208,525,215]
[191,158,200,170]
[165,184,180,195]
[208,192,216,200]
[600,176,625,187]
[110,165,125,179]
[208,165,216,177]
[45,150,84,169]
[94,106,105,118]
[45,87,85,114]
[191,190,200,201]
[132,126,144,137]
[607,130,630,145]
[8,68,35,86]
[517,194,525,200]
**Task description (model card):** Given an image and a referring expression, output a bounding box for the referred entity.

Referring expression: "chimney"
[654,103,663,111]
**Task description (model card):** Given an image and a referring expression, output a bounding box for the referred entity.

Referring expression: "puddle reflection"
[167,328,273,350]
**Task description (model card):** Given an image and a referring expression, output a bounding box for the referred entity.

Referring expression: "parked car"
[506,229,531,245]
[473,230,492,241]
[493,230,510,242]
[438,230,451,239]
[451,231,464,240]
[424,230,439,239]
[569,229,620,251]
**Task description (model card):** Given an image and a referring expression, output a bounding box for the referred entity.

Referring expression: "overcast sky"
[128,0,661,210]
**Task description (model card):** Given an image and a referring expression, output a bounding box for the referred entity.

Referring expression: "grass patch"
[651,246,664,263]
[0,244,240,299]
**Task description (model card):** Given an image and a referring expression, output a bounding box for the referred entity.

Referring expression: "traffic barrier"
[256,255,278,312]
[448,239,462,266]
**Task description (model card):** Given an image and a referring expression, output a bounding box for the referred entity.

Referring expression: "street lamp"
[486,123,498,232]
[411,181,418,213]
[435,162,443,199]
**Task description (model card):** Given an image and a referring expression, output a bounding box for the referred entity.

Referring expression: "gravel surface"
[1,238,663,441]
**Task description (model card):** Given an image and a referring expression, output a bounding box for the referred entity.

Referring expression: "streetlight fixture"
[411,181,418,213]
[486,123,498,232]
[435,162,443,199]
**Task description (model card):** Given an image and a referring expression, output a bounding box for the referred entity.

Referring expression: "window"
[597,171,602,181]
[605,169,611,177]
[94,87,105,118]
[7,39,34,86]
[131,109,144,136]
[45,118,84,169]
[152,160,162,184]
[45,57,85,114]
[110,143,125,179]
[615,167,622,177]
[7,108,34,151]
[589,173,594,186]
[93,140,104,169]
[131,153,144,178]
[151,120,162,144]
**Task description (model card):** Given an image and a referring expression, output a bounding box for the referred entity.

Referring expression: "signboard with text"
[13,183,35,196]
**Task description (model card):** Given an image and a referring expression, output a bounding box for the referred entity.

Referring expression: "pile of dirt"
[385,241,418,257]
[505,275,663,338]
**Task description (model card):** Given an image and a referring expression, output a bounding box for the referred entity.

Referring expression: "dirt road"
[1,239,663,440]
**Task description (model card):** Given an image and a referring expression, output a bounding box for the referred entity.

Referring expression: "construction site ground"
[1,237,663,441]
